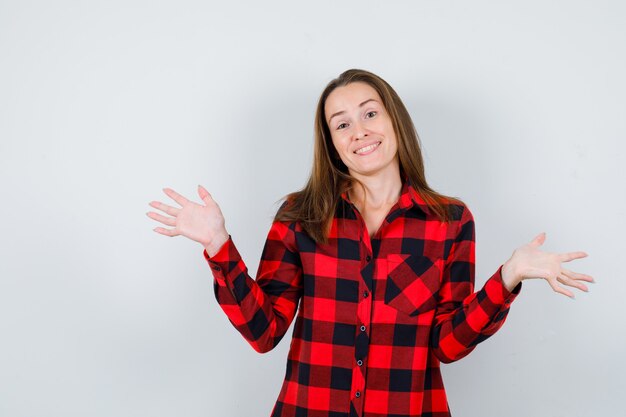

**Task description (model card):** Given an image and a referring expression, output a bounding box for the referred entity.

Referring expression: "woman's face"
[324,82,399,179]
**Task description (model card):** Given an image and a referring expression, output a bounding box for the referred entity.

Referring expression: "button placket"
[351,224,372,415]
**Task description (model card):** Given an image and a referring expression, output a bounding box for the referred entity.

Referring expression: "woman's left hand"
[501,232,594,298]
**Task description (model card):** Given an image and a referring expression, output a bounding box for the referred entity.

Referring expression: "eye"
[337,122,348,130]
[365,111,377,118]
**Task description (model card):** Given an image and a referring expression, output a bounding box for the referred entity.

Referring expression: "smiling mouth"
[354,141,381,155]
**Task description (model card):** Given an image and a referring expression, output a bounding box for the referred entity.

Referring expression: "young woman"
[147,69,593,417]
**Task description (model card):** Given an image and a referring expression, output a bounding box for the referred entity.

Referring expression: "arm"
[430,205,521,363]
[429,205,593,363]
[205,221,303,353]
[147,186,302,353]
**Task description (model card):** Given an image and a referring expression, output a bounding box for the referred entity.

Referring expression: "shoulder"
[434,195,472,223]
[446,199,475,241]
[273,197,304,232]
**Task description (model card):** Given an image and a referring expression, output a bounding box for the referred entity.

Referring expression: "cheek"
[329,137,345,159]
[331,134,349,153]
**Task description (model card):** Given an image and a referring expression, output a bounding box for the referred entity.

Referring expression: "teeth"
[355,142,380,154]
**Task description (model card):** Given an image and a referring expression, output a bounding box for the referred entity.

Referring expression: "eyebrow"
[327,98,379,124]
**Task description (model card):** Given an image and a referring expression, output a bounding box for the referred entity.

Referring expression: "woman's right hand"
[147,185,230,257]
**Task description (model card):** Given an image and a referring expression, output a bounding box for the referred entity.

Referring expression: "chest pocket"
[385,253,442,317]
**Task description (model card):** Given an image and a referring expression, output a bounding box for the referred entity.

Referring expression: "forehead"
[325,82,383,116]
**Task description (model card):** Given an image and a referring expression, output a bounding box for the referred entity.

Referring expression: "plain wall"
[1,1,624,416]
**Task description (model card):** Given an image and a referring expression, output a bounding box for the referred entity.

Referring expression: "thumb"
[197,185,212,204]
[530,232,546,247]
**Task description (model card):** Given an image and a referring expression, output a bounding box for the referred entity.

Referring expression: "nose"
[353,120,368,140]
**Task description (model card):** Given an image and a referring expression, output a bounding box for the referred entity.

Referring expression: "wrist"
[203,231,230,258]
[501,259,521,292]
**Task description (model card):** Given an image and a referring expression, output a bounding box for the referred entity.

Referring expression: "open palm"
[147,185,229,253]
[502,232,594,298]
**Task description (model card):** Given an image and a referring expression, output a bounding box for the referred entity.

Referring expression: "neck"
[348,169,403,211]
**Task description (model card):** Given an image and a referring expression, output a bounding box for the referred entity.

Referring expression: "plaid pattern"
[205,180,521,417]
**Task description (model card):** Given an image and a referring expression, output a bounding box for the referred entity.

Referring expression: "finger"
[153,227,180,237]
[557,274,589,292]
[163,187,190,207]
[562,268,595,283]
[197,185,213,204]
[530,232,546,248]
[558,251,588,263]
[149,201,180,216]
[146,211,176,227]
[547,278,575,299]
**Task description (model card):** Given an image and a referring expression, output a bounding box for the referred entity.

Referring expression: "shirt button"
[212,266,221,271]
[365,255,371,262]
[355,391,361,398]
[363,291,369,298]
[357,359,363,366]
[360,325,366,332]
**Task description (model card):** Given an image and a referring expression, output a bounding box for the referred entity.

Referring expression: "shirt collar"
[340,176,431,216]
[399,178,432,215]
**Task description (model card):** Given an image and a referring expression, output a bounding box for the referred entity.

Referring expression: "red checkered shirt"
[205,180,521,417]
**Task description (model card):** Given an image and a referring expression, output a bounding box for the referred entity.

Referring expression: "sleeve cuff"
[203,235,232,262]
[202,235,239,287]
[484,265,522,309]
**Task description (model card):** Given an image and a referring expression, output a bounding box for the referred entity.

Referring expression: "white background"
[1,1,624,416]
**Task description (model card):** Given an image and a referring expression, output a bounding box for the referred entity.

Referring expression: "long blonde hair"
[275,69,458,243]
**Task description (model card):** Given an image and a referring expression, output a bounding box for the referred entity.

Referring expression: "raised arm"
[204,220,303,353]
[147,186,303,353]
[429,206,593,363]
